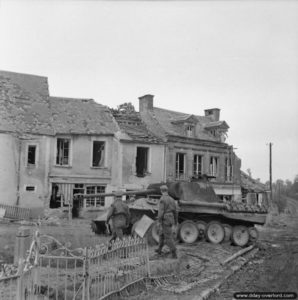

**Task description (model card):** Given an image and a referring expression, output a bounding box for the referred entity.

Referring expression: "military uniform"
[156,189,178,258]
[107,195,130,242]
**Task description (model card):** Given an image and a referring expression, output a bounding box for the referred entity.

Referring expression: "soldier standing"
[106,190,130,243]
[155,185,178,259]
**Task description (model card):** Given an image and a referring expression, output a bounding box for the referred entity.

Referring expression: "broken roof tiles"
[0,70,54,135]
[241,171,267,192]
[0,70,229,144]
[140,107,218,141]
[50,97,118,135]
[0,70,118,136]
[113,112,162,143]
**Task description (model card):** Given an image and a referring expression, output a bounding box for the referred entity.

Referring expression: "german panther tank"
[90,178,269,247]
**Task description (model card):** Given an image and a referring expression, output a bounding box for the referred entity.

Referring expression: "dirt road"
[209,213,298,300]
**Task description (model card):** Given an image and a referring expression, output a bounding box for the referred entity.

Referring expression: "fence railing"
[0,231,150,300]
[0,204,31,220]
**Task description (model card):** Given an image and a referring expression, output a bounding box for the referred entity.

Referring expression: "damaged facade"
[138,95,242,201]
[241,171,269,206]
[111,105,166,191]
[0,70,247,219]
[0,71,54,217]
[0,71,120,218]
[48,96,120,217]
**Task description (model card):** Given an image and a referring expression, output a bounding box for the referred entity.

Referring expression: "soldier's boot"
[171,250,178,259]
[154,248,162,255]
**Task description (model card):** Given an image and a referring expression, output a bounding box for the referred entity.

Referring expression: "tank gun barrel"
[179,200,227,209]
[74,189,158,198]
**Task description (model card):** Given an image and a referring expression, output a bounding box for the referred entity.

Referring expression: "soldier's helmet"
[160,185,168,192]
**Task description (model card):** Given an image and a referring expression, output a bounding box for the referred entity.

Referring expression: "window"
[92,141,105,167]
[73,184,84,196]
[136,147,149,177]
[175,153,185,180]
[218,195,232,202]
[209,156,218,177]
[193,155,203,177]
[85,185,106,207]
[210,130,216,137]
[186,125,194,137]
[27,145,36,165]
[25,186,35,192]
[225,157,233,182]
[56,138,70,165]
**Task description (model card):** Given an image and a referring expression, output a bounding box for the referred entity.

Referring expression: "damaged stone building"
[138,94,242,201]
[0,71,121,217]
[111,104,166,191]
[0,70,244,219]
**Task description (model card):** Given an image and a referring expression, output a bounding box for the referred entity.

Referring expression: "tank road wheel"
[179,220,199,244]
[196,221,207,240]
[222,224,232,242]
[248,227,259,243]
[206,221,225,244]
[232,225,249,247]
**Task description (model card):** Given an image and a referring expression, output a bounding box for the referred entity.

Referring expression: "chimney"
[139,94,154,112]
[204,108,220,122]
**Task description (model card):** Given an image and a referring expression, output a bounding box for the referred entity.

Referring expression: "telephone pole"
[269,142,273,202]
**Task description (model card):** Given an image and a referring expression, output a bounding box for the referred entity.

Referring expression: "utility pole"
[269,142,273,202]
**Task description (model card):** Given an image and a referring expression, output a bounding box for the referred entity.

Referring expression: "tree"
[110,102,136,115]
[290,180,298,200]
[117,102,136,114]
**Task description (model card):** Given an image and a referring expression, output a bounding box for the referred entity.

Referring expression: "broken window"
[56,138,70,165]
[175,153,185,180]
[186,125,194,137]
[209,156,218,177]
[50,183,62,208]
[193,155,203,177]
[27,145,36,165]
[92,141,105,167]
[136,147,149,177]
[225,157,233,182]
[85,185,106,207]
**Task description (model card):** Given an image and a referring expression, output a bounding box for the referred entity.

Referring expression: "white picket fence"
[0,231,150,300]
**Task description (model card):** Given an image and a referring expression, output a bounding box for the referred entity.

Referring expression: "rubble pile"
[41,208,69,225]
[0,262,18,279]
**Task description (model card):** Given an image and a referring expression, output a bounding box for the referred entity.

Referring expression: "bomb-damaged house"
[0,70,247,220]
[137,94,242,202]
[0,70,120,218]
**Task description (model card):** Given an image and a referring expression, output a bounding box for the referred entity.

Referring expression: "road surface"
[209,211,298,300]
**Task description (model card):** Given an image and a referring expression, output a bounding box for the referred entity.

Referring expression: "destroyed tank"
[91,178,269,247]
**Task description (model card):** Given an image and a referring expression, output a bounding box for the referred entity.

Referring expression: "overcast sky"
[0,0,297,183]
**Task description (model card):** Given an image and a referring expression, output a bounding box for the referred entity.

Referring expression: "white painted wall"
[122,143,165,189]
[0,133,18,205]
[18,136,51,211]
